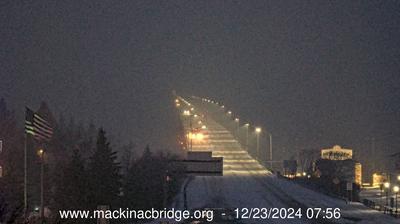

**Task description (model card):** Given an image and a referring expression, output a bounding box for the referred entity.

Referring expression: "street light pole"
[37,148,45,221]
[190,115,193,151]
[23,133,28,217]
[245,124,249,151]
[394,186,399,217]
[234,118,239,138]
[255,127,261,161]
[384,182,390,213]
[269,133,273,170]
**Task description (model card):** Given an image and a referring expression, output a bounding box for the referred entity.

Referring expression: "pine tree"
[0,98,24,222]
[124,146,166,209]
[88,129,121,208]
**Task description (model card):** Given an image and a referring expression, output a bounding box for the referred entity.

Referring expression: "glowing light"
[198,120,202,124]
[37,149,44,157]
[235,118,239,122]
[221,105,225,108]
[201,125,207,129]
[227,111,232,115]
[183,110,191,116]
[255,127,262,133]
[398,175,400,181]
[244,123,250,127]
[176,103,180,107]
[188,132,204,141]
[302,172,307,176]
[194,114,198,118]
[190,107,194,111]
[175,99,179,103]
[384,182,390,188]
[394,186,399,193]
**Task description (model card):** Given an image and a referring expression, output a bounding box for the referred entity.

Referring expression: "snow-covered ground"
[175,101,399,224]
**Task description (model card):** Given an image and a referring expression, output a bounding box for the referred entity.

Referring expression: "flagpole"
[24,132,28,217]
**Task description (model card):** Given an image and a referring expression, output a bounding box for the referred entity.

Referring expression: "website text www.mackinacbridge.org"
[59,207,214,222]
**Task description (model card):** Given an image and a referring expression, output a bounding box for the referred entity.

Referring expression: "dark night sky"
[1,1,400,158]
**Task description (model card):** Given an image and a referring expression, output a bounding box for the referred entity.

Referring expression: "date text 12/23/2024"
[234,208,341,220]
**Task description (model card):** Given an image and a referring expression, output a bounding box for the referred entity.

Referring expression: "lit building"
[321,145,352,160]
[316,145,362,185]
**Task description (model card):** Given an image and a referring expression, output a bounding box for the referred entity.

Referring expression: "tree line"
[0,99,185,223]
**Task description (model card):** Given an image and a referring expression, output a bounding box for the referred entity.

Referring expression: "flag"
[25,107,53,142]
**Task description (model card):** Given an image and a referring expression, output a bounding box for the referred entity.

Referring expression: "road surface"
[174,96,398,224]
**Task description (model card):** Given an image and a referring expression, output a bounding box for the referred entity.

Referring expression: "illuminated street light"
[36,148,45,219]
[183,110,191,116]
[398,175,400,181]
[244,123,250,151]
[194,114,198,118]
[201,125,207,129]
[227,111,232,115]
[221,105,225,108]
[175,99,179,103]
[235,118,239,122]
[394,186,399,216]
[176,103,180,107]
[37,149,44,157]
[384,182,390,207]
[255,127,261,160]
[188,132,204,141]
[190,107,194,111]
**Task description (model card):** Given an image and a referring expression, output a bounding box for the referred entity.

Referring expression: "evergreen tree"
[88,129,121,208]
[0,98,24,223]
[52,148,89,223]
[124,146,166,209]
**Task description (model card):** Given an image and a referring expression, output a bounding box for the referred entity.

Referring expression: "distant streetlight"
[182,110,194,151]
[37,148,45,220]
[227,111,232,115]
[384,182,390,207]
[268,132,273,170]
[255,127,261,160]
[244,123,249,151]
[397,175,400,181]
[394,186,399,216]
[234,118,239,137]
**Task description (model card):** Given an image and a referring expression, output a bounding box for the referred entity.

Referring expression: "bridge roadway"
[174,97,398,224]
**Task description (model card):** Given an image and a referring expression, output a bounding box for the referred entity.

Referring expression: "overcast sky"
[1,1,399,157]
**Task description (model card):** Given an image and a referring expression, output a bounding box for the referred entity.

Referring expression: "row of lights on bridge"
[199,97,264,134]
